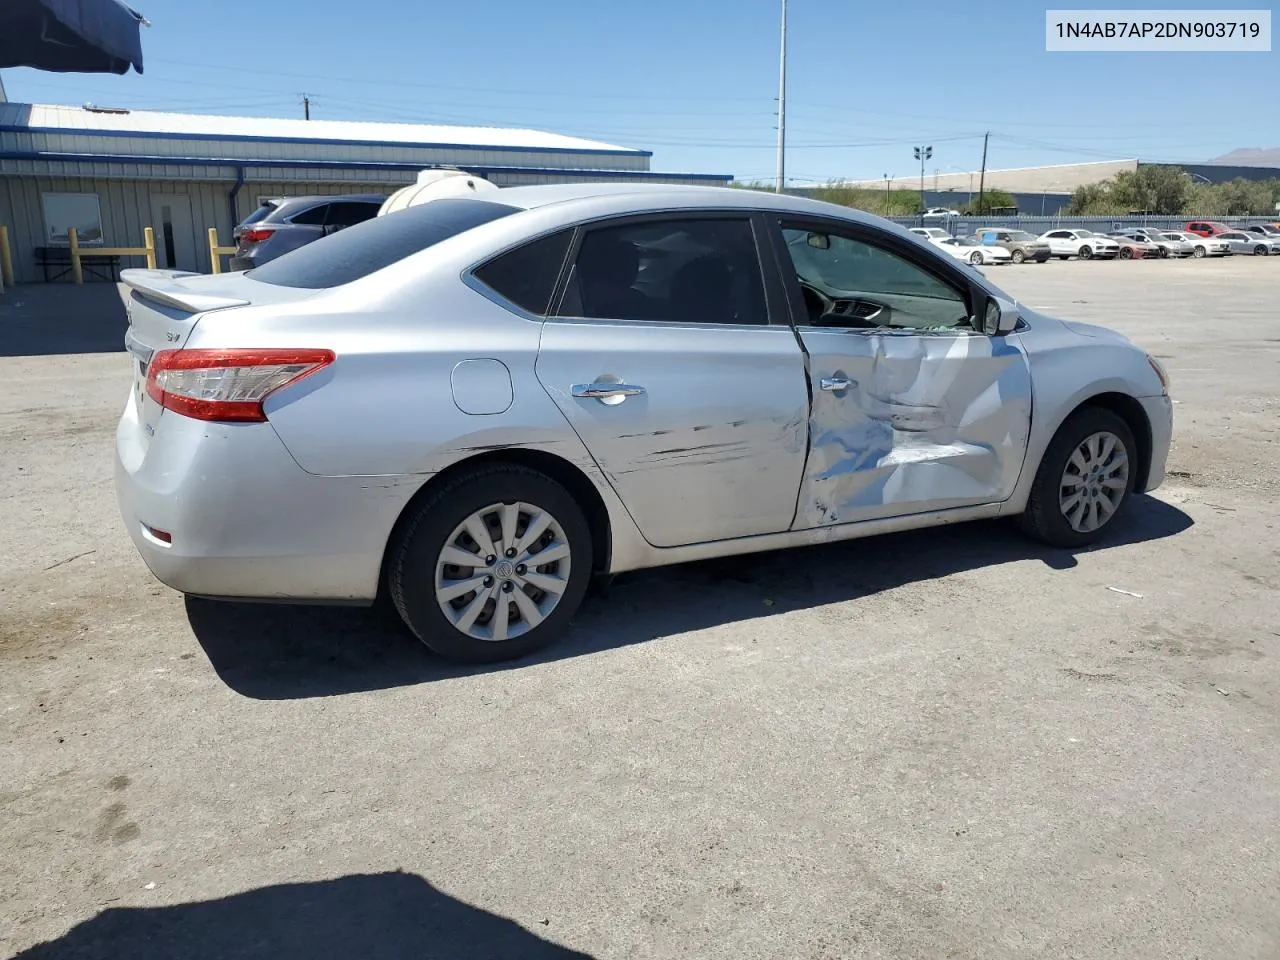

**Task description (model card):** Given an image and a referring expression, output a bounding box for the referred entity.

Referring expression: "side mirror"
[982,297,1020,336]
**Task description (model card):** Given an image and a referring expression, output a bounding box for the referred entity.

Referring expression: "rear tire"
[1018,407,1138,549]
[1119,247,1132,260]
[387,465,593,663]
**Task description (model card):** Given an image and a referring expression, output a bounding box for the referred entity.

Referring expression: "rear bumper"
[1139,394,1173,493]
[114,394,422,602]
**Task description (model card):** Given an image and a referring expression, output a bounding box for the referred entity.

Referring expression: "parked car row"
[913,223,1280,263]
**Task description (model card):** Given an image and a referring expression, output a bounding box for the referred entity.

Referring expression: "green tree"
[963,189,1017,214]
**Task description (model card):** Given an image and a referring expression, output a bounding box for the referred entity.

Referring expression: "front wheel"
[1193,245,1207,258]
[969,251,984,265]
[1011,249,1026,264]
[387,465,593,663]
[1255,245,1268,256]
[1078,245,1093,260]
[1018,407,1137,548]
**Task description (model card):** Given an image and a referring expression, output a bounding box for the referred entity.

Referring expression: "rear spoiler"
[121,268,252,314]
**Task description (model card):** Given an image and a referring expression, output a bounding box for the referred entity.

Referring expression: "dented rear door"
[766,219,1033,529]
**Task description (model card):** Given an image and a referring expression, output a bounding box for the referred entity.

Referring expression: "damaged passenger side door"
[768,219,1032,528]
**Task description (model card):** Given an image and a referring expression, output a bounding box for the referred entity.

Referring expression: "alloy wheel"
[1058,432,1130,534]
[434,501,572,642]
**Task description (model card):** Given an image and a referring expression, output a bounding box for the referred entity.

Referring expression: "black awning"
[0,0,147,75]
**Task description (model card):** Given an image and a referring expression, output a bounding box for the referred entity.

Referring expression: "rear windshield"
[248,198,522,289]
[238,202,279,229]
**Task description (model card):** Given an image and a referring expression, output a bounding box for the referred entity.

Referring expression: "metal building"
[0,102,732,282]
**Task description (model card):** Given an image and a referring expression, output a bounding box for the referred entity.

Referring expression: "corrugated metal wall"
[0,175,414,282]
[0,170,732,283]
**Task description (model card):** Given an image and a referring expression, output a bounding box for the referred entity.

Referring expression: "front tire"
[387,465,593,663]
[1255,245,1268,256]
[1018,408,1137,549]
[1011,249,1026,264]
[969,251,984,265]
[1078,245,1093,260]
[1193,245,1207,258]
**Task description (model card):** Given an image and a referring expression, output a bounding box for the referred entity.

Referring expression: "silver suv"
[972,228,1052,264]
[230,195,385,270]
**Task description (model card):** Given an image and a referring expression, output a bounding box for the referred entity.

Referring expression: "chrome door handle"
[571,382,647,401]
[820,376,855,392]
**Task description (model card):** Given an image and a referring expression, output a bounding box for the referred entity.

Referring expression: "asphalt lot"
[2,257,1278,959]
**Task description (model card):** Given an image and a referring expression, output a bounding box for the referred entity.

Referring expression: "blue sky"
[2,0,1276,183]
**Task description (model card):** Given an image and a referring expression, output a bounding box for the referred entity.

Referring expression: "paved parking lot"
[2,258,1278,959]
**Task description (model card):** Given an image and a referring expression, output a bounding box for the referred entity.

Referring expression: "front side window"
[780,225,970,331]
[42,192,103,245]
[555,218,767,325]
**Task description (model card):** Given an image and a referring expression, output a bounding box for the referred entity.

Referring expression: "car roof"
[267,194,386,213]
[487,182,881,222]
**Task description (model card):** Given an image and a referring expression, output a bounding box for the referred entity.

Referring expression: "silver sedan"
[116,184,1173,662]
[1214,231,1280,255]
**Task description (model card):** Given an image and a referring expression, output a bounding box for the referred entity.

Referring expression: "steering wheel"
[798,278,833,322]
[798,279,885,329]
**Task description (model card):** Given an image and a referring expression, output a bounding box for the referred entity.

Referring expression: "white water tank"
[379,168,500,215]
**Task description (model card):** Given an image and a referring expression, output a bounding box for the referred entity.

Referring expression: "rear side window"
[472,230,573,315]
[325,201,381,228]
[249,198,522,289]
[290,204,330,226]
[555,218,767,325]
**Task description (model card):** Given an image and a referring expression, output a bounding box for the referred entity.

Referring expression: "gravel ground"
[2,258,1278,959]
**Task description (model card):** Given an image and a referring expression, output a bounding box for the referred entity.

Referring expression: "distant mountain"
[1208,148,1280,167]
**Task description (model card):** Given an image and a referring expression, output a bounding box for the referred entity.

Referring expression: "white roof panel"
[0,102,644,156]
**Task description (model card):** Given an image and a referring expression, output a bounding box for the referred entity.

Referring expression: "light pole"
[775,0,788,193]
[913,145,932,213]
[883,173,892,210]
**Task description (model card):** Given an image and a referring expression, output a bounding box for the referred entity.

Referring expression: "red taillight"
[145,348,335,423]
[241,227,275,244]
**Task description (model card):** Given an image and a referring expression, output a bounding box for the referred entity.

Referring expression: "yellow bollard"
[208,227,222,274]
[0,224,13,290]
[143,227,157,270]
[68,228,84,285]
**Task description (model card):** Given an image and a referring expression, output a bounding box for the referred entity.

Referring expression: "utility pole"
[976,131,989,213]
[775,0,787,193]
[884,173,891,209]
[913,145,932,214]
[303,94,311,121]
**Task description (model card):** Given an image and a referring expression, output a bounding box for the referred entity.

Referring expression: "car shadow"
[186,496,1192,700]
[10,871,593,959]
[0,282,129,357]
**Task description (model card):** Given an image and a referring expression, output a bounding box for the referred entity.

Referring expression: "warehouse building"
[821,155,1280,215]
[0,101,732,283]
